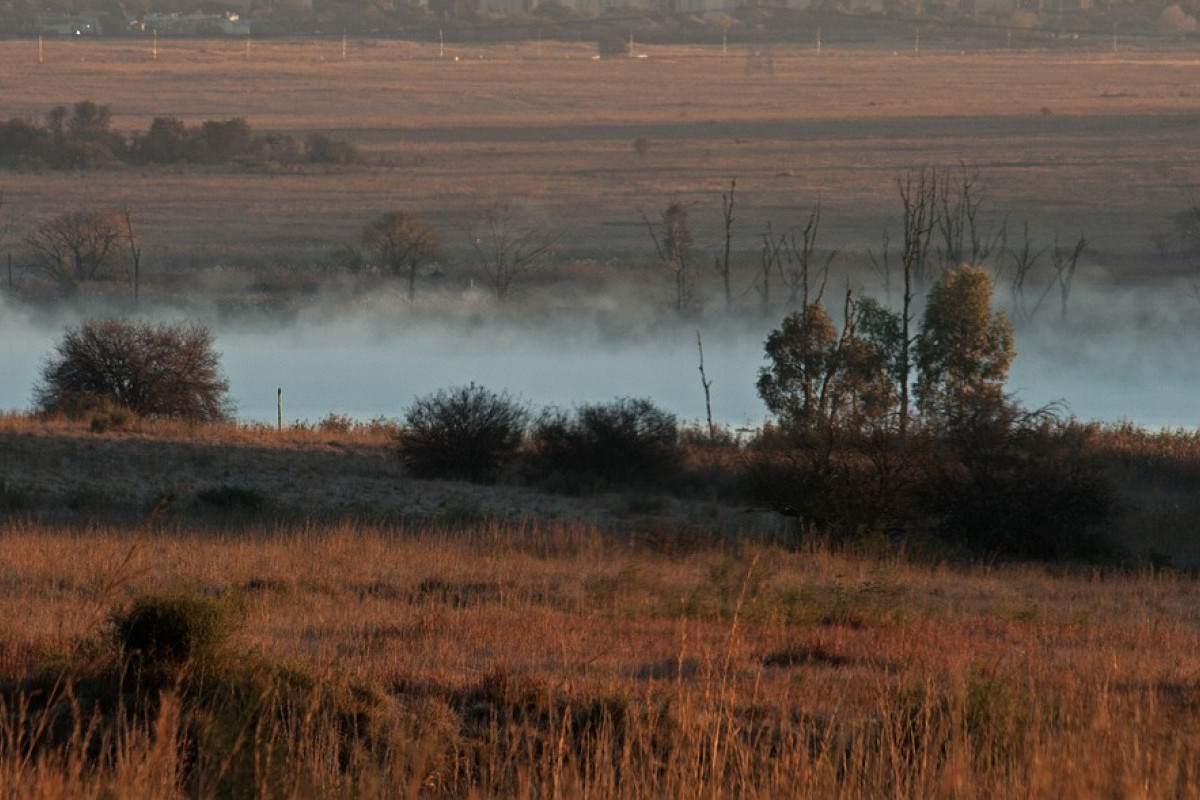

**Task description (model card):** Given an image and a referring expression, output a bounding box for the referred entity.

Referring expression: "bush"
[195,484,268,512]
[743,436,899,540]
[932,414,1115,560]
[306,132,360,164]
[193,117,258,163]
[531,397,679,490]
[8,595,404,796]
[131,115,193,164]
[110,591,241,684]
[398,384,528,483]
[0,480,32,511]
[35,318,233,422]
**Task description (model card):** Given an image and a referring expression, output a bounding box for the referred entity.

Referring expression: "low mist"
[3,277,1199,430]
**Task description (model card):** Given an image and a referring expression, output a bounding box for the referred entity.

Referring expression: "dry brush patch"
[2,520,1200,795]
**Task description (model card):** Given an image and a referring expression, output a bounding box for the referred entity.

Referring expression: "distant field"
[1,38,1198,277]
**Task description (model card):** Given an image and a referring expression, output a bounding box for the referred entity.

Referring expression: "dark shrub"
[532,397,679,490]
[932,414,1115,560]
[398,384,528,483]
[35,318,233,422]
[0,480,32,511]
[193,117,257,163]
[262,132,303,163]
[111,591,241,684]
[131,115,193,164]
[596,36,628,58]
[743,442,888,540]
[196,484,268,512]
[305,132,360,164]
[0,117,52,167]
[742,424,944,544]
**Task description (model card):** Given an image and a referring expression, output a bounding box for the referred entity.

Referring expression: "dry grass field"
[1,410,1200,795]
[1,38,1198,276]
[4,505,1200,796]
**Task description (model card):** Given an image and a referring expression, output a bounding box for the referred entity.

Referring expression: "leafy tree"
[841,296,904,429]
[43,101,124,168]
[362,211,444,302]
[914,264,1014,426]
[66,100,114,145]
[193,118,257,163]
[132,116,192,164]
[757,303,841,432]
[26,210,128,293]
[35,318,232,421]
[757,294,905,436]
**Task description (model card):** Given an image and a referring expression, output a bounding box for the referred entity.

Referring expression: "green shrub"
[398,384,528,483]
[110,591,241,684]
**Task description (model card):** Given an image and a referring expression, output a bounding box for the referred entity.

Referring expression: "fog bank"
[3,281,1199,430]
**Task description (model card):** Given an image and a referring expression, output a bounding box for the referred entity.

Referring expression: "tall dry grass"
[1,518,1199,796]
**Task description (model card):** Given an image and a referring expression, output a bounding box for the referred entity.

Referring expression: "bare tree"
[869,230,892,301]
[0,189,14,292]
[362,211,443,302]
[0,189,12,253]
[26,209,127,294]
[473,200,555,303]
[934,163,1006,274]
[714,179,736,312]
[1051,231,1087,321]
[895,169,939,438]
[1008,221,1049,321]
[756,224,785,312]
[123,210,142,305]
[779,202,837,309]
[644,198,696,313]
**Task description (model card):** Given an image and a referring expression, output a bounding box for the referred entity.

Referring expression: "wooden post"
[277,388,283,431]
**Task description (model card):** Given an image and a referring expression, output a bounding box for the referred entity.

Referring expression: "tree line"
[0,101,360,171]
